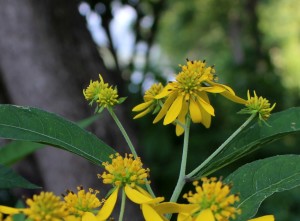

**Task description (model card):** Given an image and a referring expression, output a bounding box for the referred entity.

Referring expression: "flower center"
[25,192,68,221]
[183,177,241,221]
[63,186,101,216]
[99,153,150,188]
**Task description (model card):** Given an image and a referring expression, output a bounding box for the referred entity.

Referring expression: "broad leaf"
[0,164,40,189]
[192,107,300,179]
[0,141,42,166]
[225,155,300,220]
[0,115,99,166]
[0,104,115,165]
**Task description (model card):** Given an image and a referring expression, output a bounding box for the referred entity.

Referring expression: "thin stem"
[107,108,155,197]
[169,117,191,203]
[187,113,256,178]
[118,188,126,221]
[108,108,138,158]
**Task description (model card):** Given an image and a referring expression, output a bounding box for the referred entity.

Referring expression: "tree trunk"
[0,2,138,218]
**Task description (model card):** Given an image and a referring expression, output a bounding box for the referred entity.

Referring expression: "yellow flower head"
[83,75,123,112]
[239,90,276,122]
[132,82,164,119]
[99,153,150,188]
[153,60,246,136]
[183,177,241,221]
[25,192,68,221]
[63,186,102,217]
[83,75,108,102]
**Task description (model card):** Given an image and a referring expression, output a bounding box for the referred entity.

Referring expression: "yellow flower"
[83,75,108,103]
[239,90,276,122]
[132,83,164,119]
[153,60,246,136]
[63,186,102,217]
[179,177,241,221]
[25,192,68,221]
[99,153,150,188]
[0,192,68,221]
[97,153,172,220]
[83,74,124,112]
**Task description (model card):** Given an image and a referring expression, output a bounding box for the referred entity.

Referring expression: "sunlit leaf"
[225,155,300,221]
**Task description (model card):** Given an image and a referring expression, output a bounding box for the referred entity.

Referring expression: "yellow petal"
[189,98,202,123]
[203,85,226,93]
[176,100,188,136]
[155,84,173,99]
[82,212,99,221]
[153,92,177,123]
[154,202,199,214]
[97,187,119,220]
[164,95,183,125]
[198,93,212,128]
[208,81,235,94]
[133,108,152,119]
[198,96,215,116]
[221,91,246,104]
[0,206,24,215]
[178,213,193,221]
[195,209,215,221]
[142,204,165,221]
[125,185,164,204]
[248,215,275,221]
[132,101,153,112]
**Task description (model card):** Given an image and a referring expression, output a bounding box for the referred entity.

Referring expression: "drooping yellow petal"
[155,84,173,99]
[195,209,215,221]
[133,108,152,119]
[203,85,226,93]
[198,92,212,128]
[97,187,119,220]
[82,212,99,221]
[176,99,189,136]
[141,204,165,221]
[153,92,178,123]
[154,202,199,214]
[132,101,153,112]
[248,215,275,221]
[177,213,193,221]
[163,95,184,125]
[189,98,202,123]
[0,206,24,215]
[198,96,215,116]
[221,91,246,104]
[125,185,164,204]
[208,81,235,94]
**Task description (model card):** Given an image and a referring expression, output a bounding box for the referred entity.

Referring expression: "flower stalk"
[187,113,257,178]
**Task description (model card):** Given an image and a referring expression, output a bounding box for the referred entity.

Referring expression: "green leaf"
[0,164,40,189]
[225,155,300,220]
[0,104,116,165]
[0,141,42,166]
[0,114,99,166]
[192,107,300,179]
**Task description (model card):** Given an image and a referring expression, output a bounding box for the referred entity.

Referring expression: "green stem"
[169,117,191,203]
[108,108,138,158]
[108,108,155,197]
[187,113,256,179]
[118,188,126,221]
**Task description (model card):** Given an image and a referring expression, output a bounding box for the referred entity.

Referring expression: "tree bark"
[0,0,136,201]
